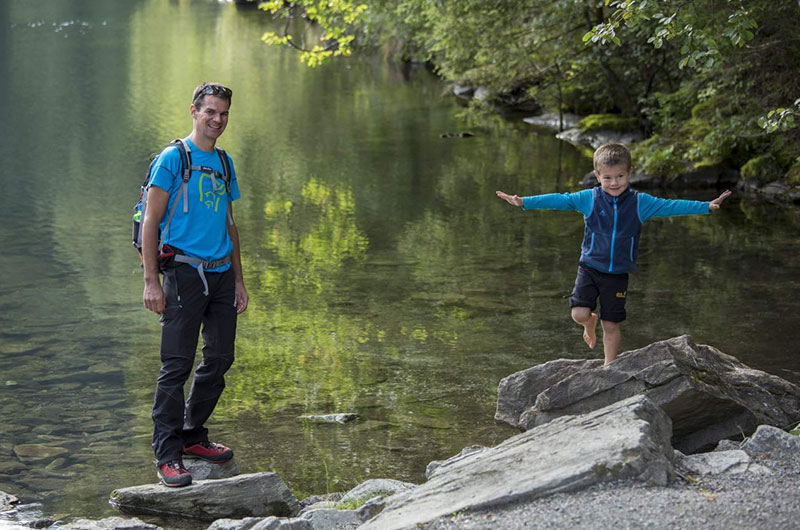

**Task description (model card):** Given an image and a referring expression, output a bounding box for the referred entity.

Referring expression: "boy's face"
[594,163,631,197]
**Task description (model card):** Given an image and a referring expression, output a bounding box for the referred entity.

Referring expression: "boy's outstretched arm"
[496,190,523,207]
[709,189,732,211]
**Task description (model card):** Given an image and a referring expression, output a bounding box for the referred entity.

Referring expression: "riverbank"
[4,336,800,530]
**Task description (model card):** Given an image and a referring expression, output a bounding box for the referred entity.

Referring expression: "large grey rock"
[340,479,415,504]
[184,457,240,480]
[109,472,300,521]
[360,395,673,530]
[57,517,160,530]
[496,336,800,454]
[495,359,602,428]
[741,425,800,459]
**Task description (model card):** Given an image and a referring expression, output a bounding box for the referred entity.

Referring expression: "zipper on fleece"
[609,197,618,272]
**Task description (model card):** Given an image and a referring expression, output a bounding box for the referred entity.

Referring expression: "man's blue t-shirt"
[148,138,240,272]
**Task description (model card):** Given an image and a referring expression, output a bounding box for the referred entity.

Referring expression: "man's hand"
[496,190,523,207]
[144,279,166,314]
[235,281,249,314]
[709,189,732,211]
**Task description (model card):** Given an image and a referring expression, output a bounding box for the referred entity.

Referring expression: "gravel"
[418,455,800,530]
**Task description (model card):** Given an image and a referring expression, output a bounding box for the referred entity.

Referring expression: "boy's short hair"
[593,143,631,171]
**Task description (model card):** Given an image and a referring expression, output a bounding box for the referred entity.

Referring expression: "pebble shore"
[420,455,800,530]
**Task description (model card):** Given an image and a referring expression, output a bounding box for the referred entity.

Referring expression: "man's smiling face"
[191,95,229,144]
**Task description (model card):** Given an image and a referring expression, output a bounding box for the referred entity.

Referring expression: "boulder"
[741,425,800,459]
[675,450,771,476]
[425,446,487,480]
[360,395,674,530]
[56,517,160,530]
[496,336,800,454]
[109,472,300,521]
[184,457,240,480]
[339,479,416,504]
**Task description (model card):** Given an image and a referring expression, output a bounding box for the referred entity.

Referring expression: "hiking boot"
[182,440,233,462]
[156,460,192,487]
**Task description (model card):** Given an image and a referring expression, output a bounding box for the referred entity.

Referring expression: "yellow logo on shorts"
[616,291,627,298]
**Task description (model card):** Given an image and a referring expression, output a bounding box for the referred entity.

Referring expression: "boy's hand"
[709,189,732,211]
[496,190,523,207]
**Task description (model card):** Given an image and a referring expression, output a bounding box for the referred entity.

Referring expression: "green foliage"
[631,136,685,179]
[259,0,368,66]
[758,99,800,133]
[740,154,784,185]
[790,422,800,437]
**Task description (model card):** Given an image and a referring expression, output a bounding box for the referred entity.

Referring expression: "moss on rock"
[578,114,640,134]
[740,154,784,185]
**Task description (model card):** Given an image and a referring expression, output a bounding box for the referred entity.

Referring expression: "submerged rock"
[109,472,300,521]
[12,444,69,462]
[360,395,674,530]
[298,414,358,425]
[496,336,800,454]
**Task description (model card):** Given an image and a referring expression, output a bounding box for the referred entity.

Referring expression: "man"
[141,82,248,487]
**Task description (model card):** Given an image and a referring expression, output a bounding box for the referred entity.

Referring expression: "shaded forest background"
[255,0,800,184]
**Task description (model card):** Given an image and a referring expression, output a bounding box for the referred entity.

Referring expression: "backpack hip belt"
[173,254,232,296]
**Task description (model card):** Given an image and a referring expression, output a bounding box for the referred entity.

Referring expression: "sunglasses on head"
[194,83,233,104]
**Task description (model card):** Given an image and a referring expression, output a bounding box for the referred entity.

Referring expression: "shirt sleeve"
[637,192,710,222]
[147,146,182,193]
[522,189,593,217]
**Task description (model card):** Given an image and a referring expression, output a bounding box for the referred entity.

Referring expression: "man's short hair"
[192,82,233,109]
[593,143,631,171]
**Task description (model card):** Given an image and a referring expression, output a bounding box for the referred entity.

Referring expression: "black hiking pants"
[152,264,237,466]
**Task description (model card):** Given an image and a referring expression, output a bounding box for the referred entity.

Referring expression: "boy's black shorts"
[568,263,628,323]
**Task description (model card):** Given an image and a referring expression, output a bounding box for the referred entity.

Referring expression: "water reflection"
[1,0,799,522]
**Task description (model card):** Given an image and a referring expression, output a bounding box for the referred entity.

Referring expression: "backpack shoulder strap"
[215,147,232,188]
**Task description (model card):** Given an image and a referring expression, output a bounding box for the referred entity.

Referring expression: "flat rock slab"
[496,335,800,453]
[109,472,300,521]
[360,395,673,530]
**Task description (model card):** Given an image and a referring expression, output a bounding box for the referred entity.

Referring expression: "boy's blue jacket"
[522,187,710,274]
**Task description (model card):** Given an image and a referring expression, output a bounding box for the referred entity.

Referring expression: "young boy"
[496,143,731,365]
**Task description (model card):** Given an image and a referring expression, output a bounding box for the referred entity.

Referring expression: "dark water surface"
[2,0,800,521]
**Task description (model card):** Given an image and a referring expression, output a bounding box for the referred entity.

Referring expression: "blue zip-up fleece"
[522,187,710,273]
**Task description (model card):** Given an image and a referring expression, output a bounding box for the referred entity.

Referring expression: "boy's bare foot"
[582,313,598,349]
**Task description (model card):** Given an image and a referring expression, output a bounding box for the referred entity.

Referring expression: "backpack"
[132,138,232,263]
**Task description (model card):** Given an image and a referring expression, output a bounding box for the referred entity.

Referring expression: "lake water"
[2,0,800,522]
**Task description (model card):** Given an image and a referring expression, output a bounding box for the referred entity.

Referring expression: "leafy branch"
[260,0,368,67]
